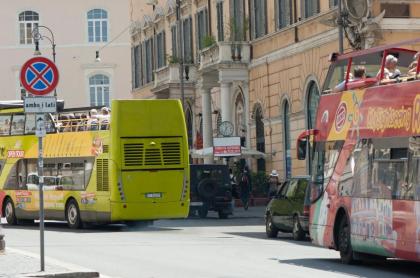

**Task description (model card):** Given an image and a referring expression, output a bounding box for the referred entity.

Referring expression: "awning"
[190,147,267,159]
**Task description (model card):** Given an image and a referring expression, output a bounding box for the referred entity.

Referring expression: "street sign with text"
[24,97,57,113]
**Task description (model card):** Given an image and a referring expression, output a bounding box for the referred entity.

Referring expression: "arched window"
[19,11,39,44]
[306,81,320,174]
[185,105,193,148]
[89,74,110,107]
[283,100,291,178]
[255,105,266,172]
[307,81,320,129]
[87,9,108,42]
[235,93,246,137]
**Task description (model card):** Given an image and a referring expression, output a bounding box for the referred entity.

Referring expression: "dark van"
[189,164,233,219]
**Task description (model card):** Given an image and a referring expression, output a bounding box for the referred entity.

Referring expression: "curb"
[21,272,100,278]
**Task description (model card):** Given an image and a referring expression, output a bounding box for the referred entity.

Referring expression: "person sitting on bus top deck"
[333,65,366,93]
[88,109,99,131]
[99,107,110,130]
[60,115,72,132]
[408,52,419,76]
[382,54,401,79]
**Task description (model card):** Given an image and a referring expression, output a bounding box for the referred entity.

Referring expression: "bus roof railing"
[333,37,420,61]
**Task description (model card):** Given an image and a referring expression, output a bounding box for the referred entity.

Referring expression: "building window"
[306,81,319,129]
[132,44,143,89]
[276,0,292,29]
[216,2,224,41]
[156,32,166,69]
[171,25,177,59]
[283,100,291,178]
[251,0,267,39]
[255,105,266,172]
[87,9,108,43]
[235,93,245,137]
[144,38,154,83]
[306,81,319,174]
[381,4,409,18]
[89,74,110,107]
[302,0,319,19]
[19,11,39,45]
[196,8,209,50]
[329,0,338,8]
[183,17,193,63]
[185,105,193,148]
[231,0,245,41]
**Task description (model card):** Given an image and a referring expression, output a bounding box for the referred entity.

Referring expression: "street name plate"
[24,97,57,113]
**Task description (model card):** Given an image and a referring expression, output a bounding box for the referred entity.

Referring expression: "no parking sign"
[20,56,59,96]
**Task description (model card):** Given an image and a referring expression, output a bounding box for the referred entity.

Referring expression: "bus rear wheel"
[4,198,17,225]
[66,199,82,229]
[338,217,356,264]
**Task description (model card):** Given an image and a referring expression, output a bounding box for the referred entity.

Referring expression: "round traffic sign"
[20,56,59,96]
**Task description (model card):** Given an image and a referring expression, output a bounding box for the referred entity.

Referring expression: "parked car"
[264,176,311,240]
[189,164,233,219]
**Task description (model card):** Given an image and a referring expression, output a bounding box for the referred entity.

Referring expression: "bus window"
[25,114,36,134]
[0,159,5,176]
[353,139,372,197]
[4,163,18,190]
[323,59,347,93]
[11,115,25,135]
[370,138,408,199]
[350,51,382,79]
[310,141,343,202]
[0,115,11,136]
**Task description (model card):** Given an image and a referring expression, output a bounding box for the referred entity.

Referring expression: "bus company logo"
[7,150,24,158]
[335,102,347,132]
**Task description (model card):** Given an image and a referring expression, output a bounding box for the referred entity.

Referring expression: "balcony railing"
[154,64,197,89]
[199,41,250,71]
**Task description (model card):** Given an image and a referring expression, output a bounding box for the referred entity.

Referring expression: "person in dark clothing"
[239,166,252,210]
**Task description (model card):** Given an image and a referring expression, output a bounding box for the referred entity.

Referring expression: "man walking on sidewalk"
[239,166,252,210]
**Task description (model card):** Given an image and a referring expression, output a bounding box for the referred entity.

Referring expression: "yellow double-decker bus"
[0,99,189,228]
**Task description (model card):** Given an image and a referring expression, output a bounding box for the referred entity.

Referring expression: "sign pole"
[21,55,59,272]
[37,122,45,271]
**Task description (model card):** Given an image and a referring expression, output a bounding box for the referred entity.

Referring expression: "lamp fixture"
[95,51,101,62]
[34,40,42,56]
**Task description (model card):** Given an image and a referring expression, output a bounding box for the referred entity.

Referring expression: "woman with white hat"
[268,170,280,198]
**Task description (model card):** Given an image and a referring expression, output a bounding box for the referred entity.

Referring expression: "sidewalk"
[0,247,100,278]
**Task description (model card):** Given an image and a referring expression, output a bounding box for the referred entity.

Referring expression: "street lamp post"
[33,25,57,96]
[176,0,185,110]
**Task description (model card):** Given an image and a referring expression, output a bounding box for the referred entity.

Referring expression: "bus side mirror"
[297,139,307,160]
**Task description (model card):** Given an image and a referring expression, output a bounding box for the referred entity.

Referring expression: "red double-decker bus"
[297,39,420,263]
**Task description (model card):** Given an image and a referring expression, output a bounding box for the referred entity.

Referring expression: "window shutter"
[251,0,256,39]
[204,8,209,37]
[263,0,267,35]
[163,31,166,67]
[131,47,135,89]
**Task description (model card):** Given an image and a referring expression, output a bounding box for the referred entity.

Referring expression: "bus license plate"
[145,193,162,198]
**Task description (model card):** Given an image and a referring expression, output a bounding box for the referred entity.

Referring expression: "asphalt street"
[1,208,420,278]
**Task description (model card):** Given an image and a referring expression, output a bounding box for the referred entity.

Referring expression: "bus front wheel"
[66,199,82,229]
[4,198,17,225]
[338,217,356,264]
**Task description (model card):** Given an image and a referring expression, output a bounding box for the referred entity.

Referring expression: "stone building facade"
[130,0,420,179]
